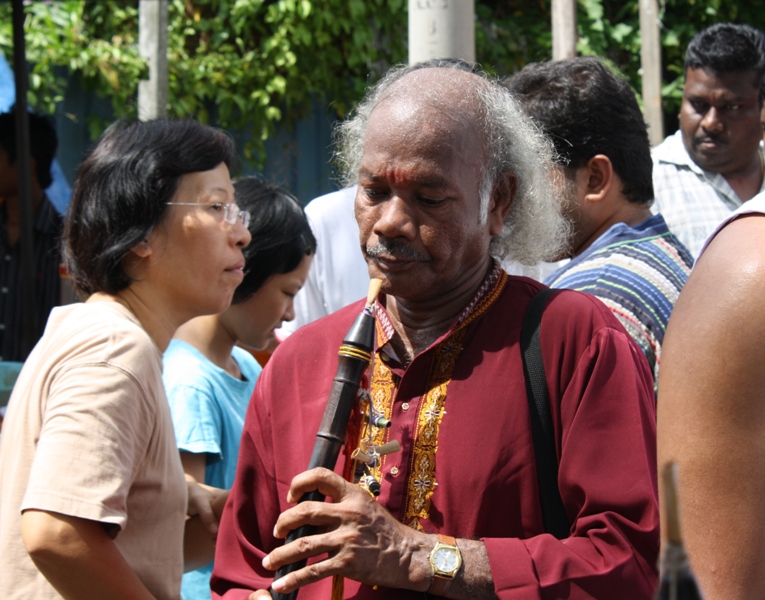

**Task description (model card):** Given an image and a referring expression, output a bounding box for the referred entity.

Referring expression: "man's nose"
[373,195,417,240]
[700,106,724,133]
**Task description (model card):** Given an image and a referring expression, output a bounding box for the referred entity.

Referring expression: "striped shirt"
[0,197,63,361]
[545,214,693,382]
[651,130,765,259]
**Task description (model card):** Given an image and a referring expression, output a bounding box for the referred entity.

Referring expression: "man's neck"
[384,258,493,362]
[722,150,764,202]
[571,202,653,257]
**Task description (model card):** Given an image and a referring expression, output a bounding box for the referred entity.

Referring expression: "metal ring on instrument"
[338,345,372,362]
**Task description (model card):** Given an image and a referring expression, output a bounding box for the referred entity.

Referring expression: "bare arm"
[21,509,156,600]
[261,468,497,599]
[180,450,230,571]
[657,215,765,599]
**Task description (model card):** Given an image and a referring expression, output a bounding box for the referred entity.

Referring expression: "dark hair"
[64,119,237,296]
[685,23,765,102]
[0,107,58,188]
[503,57,654,205]
[231,176,316,304]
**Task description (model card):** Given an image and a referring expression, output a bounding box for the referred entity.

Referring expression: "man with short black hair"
[0,109,63,361]
[652,23,765,258]
[505,57,693,382]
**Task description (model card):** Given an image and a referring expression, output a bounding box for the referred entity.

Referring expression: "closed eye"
[363,187,388,201]
[418,195,448,206]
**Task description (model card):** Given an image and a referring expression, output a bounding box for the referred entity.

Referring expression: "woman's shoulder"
[39,301,161,378]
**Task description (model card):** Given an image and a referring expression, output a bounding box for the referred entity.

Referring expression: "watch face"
[433,547,459,573]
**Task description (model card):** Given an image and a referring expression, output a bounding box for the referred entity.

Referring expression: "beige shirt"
[0,301,186,599]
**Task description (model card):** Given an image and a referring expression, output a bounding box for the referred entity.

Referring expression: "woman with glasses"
[0,119,250,599]
[163,176,316,600]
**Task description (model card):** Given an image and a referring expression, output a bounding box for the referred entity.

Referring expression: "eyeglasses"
[166,202,251,228]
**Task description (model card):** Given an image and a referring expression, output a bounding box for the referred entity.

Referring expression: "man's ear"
[583,155,614,204]
[487,172,516,236]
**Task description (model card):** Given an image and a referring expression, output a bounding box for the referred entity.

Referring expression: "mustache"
[695,131,724,145]
[365,239,427,262]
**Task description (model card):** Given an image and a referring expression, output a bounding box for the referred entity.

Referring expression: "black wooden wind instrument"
[271,279,382,600]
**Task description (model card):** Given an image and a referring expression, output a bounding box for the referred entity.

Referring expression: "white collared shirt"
[651,129,765,259]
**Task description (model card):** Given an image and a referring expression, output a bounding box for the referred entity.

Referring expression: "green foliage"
[476,0,765,126]
[2,0,765,160]
[0,0,406,163]
[0,1,146,139]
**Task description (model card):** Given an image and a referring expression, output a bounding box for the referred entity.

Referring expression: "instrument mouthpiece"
[366,278,383,309]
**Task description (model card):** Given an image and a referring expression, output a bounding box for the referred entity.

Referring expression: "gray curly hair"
[335,62,570,265]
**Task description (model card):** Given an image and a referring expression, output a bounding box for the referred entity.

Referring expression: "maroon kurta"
[212,268,659,599]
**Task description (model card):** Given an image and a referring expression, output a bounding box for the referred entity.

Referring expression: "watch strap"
[428,573,452,597]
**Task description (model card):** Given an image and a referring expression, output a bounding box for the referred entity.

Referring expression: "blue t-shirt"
[163,339,262,600]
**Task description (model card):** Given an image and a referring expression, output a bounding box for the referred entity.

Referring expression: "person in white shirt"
[651,22,765,259]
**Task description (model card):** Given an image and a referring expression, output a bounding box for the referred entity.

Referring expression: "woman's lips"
[225,260,246,276]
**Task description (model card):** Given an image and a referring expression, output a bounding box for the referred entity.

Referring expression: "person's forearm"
[21,509,155,600]
[184,488,230,571]
[446,539,497,600]
[184,514,216,572]
[412,537,495,600]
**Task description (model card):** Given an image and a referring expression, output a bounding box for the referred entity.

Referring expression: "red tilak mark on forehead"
[380,167,448,191]
[386,168,415,188]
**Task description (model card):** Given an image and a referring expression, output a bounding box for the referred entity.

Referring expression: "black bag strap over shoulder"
[521,287,570,540]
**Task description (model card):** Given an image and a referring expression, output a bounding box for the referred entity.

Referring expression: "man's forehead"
[363,97,484,166]
[684,67,760,97]
[367,71,486,138]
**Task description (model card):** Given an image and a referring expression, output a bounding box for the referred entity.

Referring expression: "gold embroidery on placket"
[404,329,466,530]
[358,357,397,481]
[402,269,508,531]
[354,267,509,529]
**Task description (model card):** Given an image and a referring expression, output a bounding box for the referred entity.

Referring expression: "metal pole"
[138,0,169,120]
[640,0,664,146]
[408,0,475,65]
[11,0,38,358]
[552,0,577,60]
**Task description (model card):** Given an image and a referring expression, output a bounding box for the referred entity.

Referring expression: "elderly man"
[652,23,765,258]
[505,57,693,382]
[212,64,658,599]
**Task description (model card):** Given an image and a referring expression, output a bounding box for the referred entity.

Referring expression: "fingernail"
[262,556,272,569]
[272,577,286,592]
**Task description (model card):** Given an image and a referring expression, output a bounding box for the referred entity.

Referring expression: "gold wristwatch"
[428,534,462,596]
